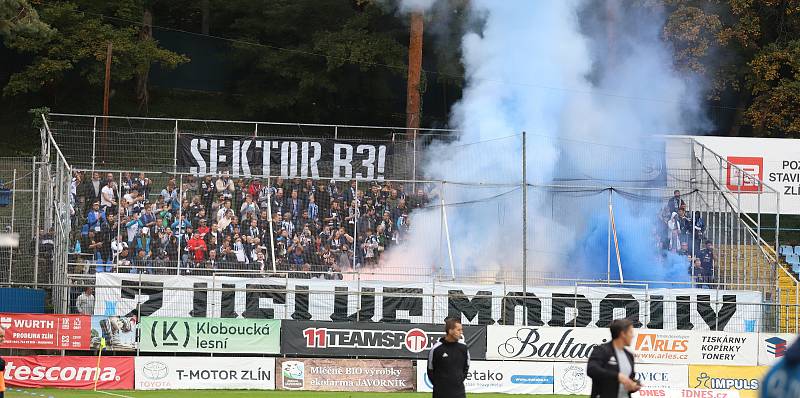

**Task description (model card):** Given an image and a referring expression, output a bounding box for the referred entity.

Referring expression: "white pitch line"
[96,391,135,398]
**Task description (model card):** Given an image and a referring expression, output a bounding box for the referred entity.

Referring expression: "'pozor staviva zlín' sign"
[94,273,762,332]
[138,316,280,353]
[679,135,800,214]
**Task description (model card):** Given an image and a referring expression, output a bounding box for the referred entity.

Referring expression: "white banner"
[553,362,592,395]
[690,135,799,214]
[94,273,762,331]
[135,357,275,390]
[690,332,759,366]
[553,363,688,395]
[416,360,554,394]
[486,326,610,362]
[757,332,798,366]
[631,330,759,366]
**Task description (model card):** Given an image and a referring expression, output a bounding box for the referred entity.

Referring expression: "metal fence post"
[8,168,16,276]
[91,116,97,174]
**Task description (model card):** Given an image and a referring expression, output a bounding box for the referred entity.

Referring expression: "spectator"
[699,240,715,284]
[171,214,191,238]
[677,208,691,245]
[202,250,220,274]
[240,194,259,222]
[667,212,681,251]
[307,196,319,221]
[75,287,94,315]
[336,244,353,270]
[100,181,117,213]
[666,190,685,215]
[215,172,235,199]
[131,249,153,274]
[111,235,127,263]
[362,229,379,267]
[117,247,131,273]
[86,202,106,233]
[691,211,705,252]
[288,190,303,221]
[152,250,169,275]
[125,213,143,245]
[689,258,705,286]
[161,182,179,212]
[678,241,690,257]
[134,227,152,256]
[187,232,208,265]
[201,175,215,208]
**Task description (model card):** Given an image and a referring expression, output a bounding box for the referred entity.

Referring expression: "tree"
[663,0,800,136]
[2,1,187,98]
[0,0,52,42]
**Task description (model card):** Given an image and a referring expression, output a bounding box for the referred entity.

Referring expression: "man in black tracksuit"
[587,318,640,398]
[427,317,470,398]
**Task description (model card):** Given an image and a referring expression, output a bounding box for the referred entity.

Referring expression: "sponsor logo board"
[630,331,758,366]
[0,313,90,350]
[554,363,693,395]
[281,320,487,359]
[138,316,280,353]
[757,333,797,365]
[2,356,134,390]
[91,315,137,350]
[486,326,610,362]
[634,388,740,398]
[688,365,768,398]
[275,358,414,392]
[134,356,275,390]
[416,360,554,394]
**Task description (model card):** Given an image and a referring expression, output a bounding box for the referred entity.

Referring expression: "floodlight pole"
[522,131,528,305]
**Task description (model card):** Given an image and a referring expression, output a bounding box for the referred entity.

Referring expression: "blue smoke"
[386,0,705,283]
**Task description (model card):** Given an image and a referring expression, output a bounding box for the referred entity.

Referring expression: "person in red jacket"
[187,232,207,266]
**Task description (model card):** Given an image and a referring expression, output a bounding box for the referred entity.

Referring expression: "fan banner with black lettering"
[93,274,762,332]
[177,134,394,180]
[280,320,487,359]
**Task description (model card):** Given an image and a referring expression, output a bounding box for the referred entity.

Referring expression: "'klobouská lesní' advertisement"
[275,358,415,392]
[138,317,280,353]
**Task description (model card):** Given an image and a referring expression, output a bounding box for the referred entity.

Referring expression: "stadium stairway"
[714,244,799,332]
[777,263,799,333]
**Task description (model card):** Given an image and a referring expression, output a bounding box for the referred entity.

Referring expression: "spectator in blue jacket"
[86,202,106,232]
[761,338,800,398]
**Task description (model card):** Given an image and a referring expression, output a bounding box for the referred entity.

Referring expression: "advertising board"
[688,365,768,398]
[2,356,134,390]
[416,360,554,394]
[275,358,414,392]
[135,357,275,390]
[0,313,90,350]
[138,316,280,353]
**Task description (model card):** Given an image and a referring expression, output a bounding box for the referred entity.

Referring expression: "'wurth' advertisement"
[0,313,90,350]
[280,320,487,359]
[2,356,135,390]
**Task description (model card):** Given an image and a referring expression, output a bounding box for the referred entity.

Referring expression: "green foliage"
[0,0,53,43]
[663,0,800,136]
[3,1,187,97]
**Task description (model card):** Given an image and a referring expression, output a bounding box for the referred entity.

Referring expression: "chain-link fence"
[31,113,790,322]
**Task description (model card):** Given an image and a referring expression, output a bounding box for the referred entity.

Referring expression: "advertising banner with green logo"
[139,317,280,354]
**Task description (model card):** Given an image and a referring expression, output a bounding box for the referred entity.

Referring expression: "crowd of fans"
[69,171,429,277]
[655,189,716,286]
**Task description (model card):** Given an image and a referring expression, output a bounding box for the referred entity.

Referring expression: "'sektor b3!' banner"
[177,135,394,180]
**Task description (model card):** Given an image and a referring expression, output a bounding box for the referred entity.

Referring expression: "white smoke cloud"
[381,0,705,283]
[397,0,437,13]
